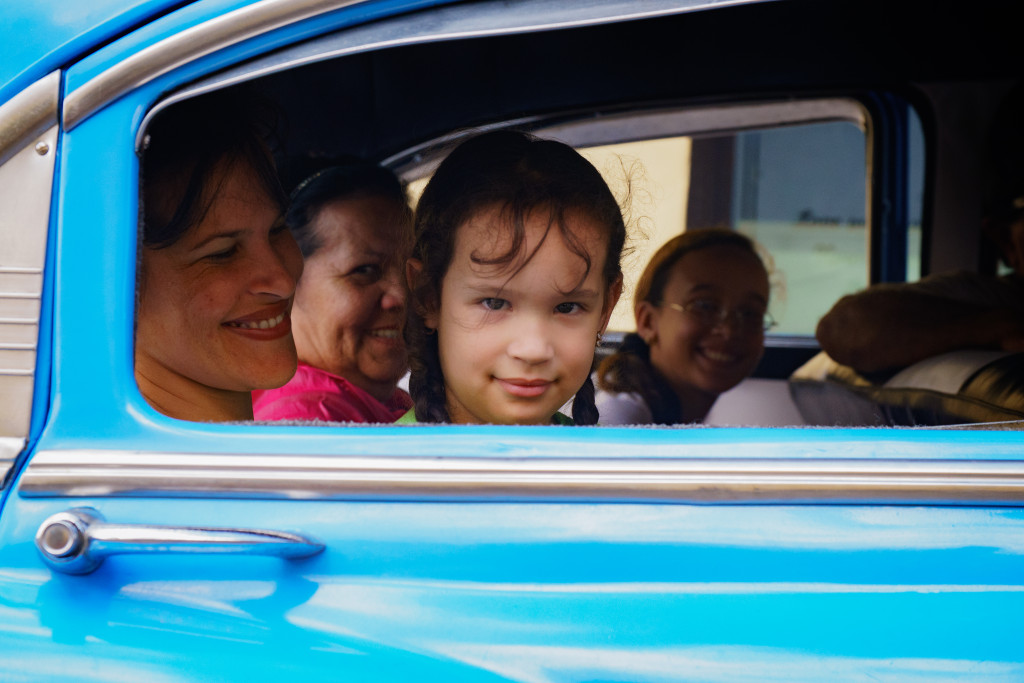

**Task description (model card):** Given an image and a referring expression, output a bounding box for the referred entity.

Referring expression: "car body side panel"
[2,496,1024,680]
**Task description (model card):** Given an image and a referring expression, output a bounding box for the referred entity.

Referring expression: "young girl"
[596,229,773,425]
[403,130,626,425]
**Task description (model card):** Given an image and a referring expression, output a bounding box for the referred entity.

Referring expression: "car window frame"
[14,0,1024,508]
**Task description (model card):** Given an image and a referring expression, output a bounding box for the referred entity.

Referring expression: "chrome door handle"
[35,507,324,575]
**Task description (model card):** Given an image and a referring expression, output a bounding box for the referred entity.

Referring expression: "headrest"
[789,350,1024,426]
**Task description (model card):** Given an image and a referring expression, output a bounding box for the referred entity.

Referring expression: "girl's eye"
[555,302,582,314]
[736,307,764,323]
[689,298,721,315]
[481,298,508,311]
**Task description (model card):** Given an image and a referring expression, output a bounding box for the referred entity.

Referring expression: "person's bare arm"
[816,288,1024,373]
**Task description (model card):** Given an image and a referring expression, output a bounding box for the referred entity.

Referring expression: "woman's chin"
[246,355,299,390]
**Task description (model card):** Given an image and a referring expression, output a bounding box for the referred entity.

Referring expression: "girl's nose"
[507,317,555,364]
[709,314,737,339]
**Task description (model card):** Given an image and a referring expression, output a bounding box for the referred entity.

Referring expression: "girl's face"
[291,195,410,402]
[637,244,769,407]
[136,158,304,419]
[428,206,621,425]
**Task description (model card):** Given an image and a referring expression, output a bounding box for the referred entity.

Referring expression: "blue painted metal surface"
[0,0,188,104]
[3,496,1024,680]
[3,0,1024,679]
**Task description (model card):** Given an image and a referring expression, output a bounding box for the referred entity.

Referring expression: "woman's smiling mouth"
[225,311,287,330]
[367,327,401,339]
[223,307,292,340]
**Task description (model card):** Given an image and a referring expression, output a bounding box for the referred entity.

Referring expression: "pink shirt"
[253,362,412,424]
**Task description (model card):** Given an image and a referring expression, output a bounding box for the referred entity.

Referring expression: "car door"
[2,0,1024,680]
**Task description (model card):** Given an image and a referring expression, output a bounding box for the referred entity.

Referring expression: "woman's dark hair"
[141,90,286,249]
[597,228,766,424]
[407,129,627,425]
[286,159,412,258]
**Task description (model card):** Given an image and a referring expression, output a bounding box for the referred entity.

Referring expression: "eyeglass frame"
[660,299,777,333]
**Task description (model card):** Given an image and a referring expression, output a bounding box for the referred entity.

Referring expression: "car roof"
[0,0,194,104]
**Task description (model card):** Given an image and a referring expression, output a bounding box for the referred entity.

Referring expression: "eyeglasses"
[662,299,776,333]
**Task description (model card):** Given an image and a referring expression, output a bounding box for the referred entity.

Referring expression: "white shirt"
[595,389,653,425]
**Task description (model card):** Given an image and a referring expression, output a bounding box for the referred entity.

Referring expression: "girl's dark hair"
[407,129,627,425]
[597,228,765,424]
[141,90,286,249]
[286,159,412,258]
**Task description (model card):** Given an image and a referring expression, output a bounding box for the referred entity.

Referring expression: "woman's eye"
[555,302,582,314]
[349,264,383,281]
[205,245,238,261]
[481,298,508,311]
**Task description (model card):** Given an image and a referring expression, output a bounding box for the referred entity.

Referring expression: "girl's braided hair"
[407,130,626,424]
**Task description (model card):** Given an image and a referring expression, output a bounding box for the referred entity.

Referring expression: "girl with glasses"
[596,229,773,424]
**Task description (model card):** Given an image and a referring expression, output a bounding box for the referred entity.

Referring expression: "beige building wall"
[580,137,691,332]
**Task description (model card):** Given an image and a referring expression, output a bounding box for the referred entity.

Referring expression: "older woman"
[253,161,413,422]
[135,92,304,421]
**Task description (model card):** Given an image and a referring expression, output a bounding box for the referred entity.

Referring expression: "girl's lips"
[700,348,739,364]
[497,378,552,398]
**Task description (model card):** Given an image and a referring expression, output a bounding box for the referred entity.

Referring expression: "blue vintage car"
[2,0,1024,680]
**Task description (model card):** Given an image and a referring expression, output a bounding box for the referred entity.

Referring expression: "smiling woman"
[135,92,304,422]
[252,160,414,423]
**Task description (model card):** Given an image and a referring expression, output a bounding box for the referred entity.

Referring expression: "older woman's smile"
[367,326,402,340]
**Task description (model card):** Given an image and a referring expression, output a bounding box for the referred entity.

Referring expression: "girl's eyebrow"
[687,283,768,306]
[687,283,720,295]
[463,282,505,295]
[557,286,602,299]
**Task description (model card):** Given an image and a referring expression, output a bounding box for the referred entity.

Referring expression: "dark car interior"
[143,0,1024,427]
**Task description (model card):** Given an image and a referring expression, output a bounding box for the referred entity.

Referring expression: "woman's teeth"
[703,349,737,362]
[369,329,399,338]
[227,312,285,329]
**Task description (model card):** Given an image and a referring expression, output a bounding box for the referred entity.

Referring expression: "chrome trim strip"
[392,97,865,182]
[64,0,367,130]
[0,71,60,167]
[0,437,25,486]
[20,450,1024,505]
[536,99,866,148]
